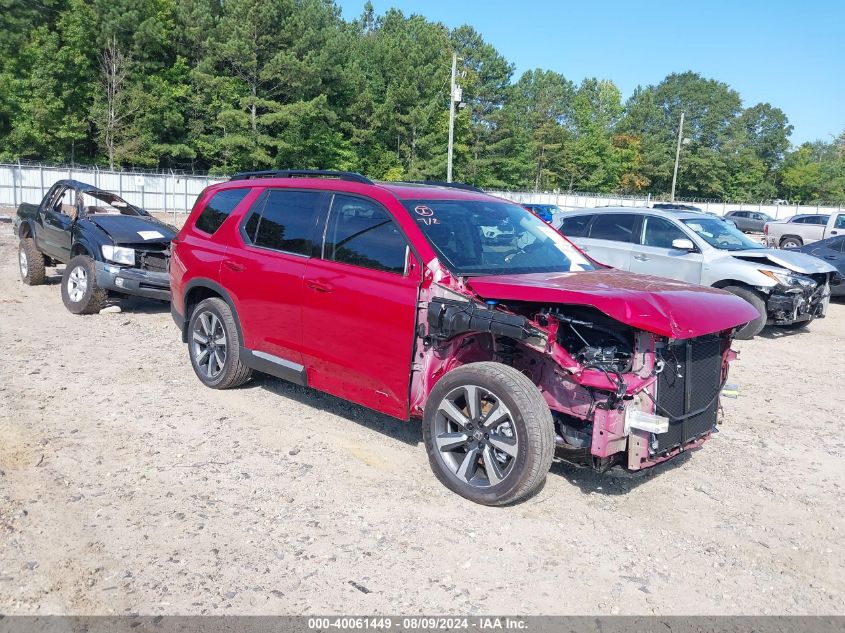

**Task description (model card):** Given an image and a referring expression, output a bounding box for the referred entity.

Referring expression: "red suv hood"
[467,269,759,339]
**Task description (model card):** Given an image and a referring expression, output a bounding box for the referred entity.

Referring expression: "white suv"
[558,207,838,339]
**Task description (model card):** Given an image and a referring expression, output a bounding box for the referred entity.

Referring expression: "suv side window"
[244,189,324,256]
[323,194,407,274]
[641,216,690,249]
[833,214,845,229]
[195,188,250,235]
[588,213,638,243]
[559,214,594,237]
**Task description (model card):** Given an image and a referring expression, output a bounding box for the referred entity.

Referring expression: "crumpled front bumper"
[766,282,830,325]
[95,261,171,301]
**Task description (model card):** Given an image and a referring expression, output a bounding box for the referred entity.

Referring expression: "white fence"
[0,163,226,215]
[1,162,842,221]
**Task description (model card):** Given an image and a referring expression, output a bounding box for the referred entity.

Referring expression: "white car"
[558,207,838,339]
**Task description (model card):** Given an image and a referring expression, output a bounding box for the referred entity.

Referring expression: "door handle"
[831,231,839,235]
[223,260,245,272]
[824,255,837,260]
[306,279,333,293]
[633,254,649,261]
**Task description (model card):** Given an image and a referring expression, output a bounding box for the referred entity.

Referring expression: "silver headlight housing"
[101,245,135,266]
[758,268,816,289]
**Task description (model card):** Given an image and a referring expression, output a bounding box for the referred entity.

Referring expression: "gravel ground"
[0,222,843,616]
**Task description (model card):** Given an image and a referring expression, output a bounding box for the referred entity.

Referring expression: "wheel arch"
[779,234,803,246]
[70,240,94,258]
[181,279,244,344]
[711,279,763,294]
[18,220,34,239]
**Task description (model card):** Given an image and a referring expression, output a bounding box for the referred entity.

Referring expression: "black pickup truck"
[14,179,176,314]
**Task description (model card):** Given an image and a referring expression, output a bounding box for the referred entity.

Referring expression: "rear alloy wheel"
[188,297,252,389]
[60,255,108,314]
[19,238,46,285]
[422,362,554,506]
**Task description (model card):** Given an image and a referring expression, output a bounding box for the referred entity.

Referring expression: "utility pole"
[447,52,457,183]
[670,111,685,202]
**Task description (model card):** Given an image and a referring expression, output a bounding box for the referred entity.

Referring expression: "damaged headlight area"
[101,244,136,266]
[758,268,817,290]
[760,269,831,325]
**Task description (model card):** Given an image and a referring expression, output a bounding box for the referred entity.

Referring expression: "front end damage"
[96,243,171,301]
[409,268,745,473]
[765,273,831,325]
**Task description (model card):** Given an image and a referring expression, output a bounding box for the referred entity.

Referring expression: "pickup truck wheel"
[422,362,555,506]
[188,297,252,389]
[61,255,108,314]
[780,237,803,248]
[19,238,46,285]
[723,285,767,339]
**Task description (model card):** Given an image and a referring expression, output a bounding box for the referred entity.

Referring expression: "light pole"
[446,52,462,183]
[670,111,685,202]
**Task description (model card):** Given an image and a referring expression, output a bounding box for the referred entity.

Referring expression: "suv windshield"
[682,217,764,251]
[402,199,595,276]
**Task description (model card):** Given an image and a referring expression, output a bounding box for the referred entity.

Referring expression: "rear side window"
[559,215,594,237]
[833,215,845,229]
[244,189,323,256]
[195,189,249,235]
[588,213,638,243]
[324,194,407,274]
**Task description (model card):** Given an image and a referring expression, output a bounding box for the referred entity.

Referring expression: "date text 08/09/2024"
[307,617,528,630]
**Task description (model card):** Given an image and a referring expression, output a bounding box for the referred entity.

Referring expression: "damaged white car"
[558,207,840,339]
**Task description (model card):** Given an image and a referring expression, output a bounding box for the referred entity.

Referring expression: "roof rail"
[402,180,485,193]
[229,170,373,184]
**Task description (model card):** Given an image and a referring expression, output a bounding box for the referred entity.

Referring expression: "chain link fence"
[2,161,842,221]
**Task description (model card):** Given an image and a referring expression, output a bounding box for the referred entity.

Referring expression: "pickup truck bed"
[765,212,845,248]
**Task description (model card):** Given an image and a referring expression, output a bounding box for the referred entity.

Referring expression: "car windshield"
[682,217,764,251]
[402,199,595,276]
[81,190,147,216]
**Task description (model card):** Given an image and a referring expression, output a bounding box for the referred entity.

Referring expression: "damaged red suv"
[170,171,758,505]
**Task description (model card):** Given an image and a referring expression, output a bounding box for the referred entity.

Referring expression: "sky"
[336,0,844,146]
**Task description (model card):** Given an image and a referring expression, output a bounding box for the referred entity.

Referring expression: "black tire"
[422,362,555,506]
[723,285,767,340]
[61,255,108,314]
[188,297,252,389]
[780,236,803,249]
[19,238,46,286]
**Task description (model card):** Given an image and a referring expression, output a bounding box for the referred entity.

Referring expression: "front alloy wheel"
[422,362,555,506]
[60,254,107,314]
[66,265,88,303]
[434,385,519,487]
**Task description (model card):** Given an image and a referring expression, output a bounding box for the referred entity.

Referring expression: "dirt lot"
[0,220,843,616]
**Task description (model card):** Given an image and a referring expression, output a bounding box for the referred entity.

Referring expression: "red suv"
[170,170,757,505]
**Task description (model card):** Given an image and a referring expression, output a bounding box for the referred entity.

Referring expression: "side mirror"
[672,238,695,251]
